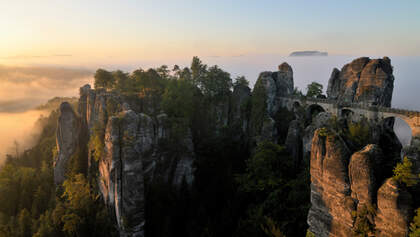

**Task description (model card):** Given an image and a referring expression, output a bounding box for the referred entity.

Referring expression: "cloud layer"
[0,65,93,161]
[0,65,93,113]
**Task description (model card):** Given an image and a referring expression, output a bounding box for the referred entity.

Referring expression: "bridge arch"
[381,115,413,146]
[341,108,354,120]
[306,104,326,123]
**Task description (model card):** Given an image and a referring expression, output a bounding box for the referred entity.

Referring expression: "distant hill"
[289,51,328,56]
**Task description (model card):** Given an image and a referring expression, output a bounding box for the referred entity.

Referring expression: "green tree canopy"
[191,56,207,85]
[94,69,115,89]
[306,82,324,98]
[393,157,419,187]
[233,76,249,88]
[200,65,232,99]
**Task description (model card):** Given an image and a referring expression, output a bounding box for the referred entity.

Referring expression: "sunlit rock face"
[375,178,413,237]
[327,57,394,107]
[54,102,80,185]
[307,130,354,237]
[307,133,412,237]
[302,112,332,162]
[348,144,382,211]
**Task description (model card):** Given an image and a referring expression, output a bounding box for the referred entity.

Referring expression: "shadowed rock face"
[307,130,354,237]
[348,144,382,210]
[54,102,80,185]
[101,110,146,237]
[75,85,196,236]
[285,120,303,169]
[250,63,294,143]
[327,57,394,107]
[230,84,251,136]
[375,178,413,237]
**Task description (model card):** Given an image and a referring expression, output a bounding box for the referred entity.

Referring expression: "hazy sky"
[1,0,419,66]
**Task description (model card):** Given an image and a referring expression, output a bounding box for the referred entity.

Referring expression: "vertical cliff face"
[308,132,413,237]
[54,102,80,185]
[348,144,382,210]
[74,84,197,236]
[250,63,294,144]
[100,110,146,237]
[230,84,251,136]
[327,57,394,107]
[375,178,413,237]
[307,130,354,237]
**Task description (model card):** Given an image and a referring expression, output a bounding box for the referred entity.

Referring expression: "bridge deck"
[283,95,420,117]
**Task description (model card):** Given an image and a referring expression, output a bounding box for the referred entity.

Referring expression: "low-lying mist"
[0,110,48,159]
[0,65,93,161]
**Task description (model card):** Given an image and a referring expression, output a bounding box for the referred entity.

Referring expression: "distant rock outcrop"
[289,51,328,57]
[326,57,394,107]
[54,102,80,185]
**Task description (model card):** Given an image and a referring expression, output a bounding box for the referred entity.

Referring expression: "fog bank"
[0,65,93,113]
[0,65,93,161]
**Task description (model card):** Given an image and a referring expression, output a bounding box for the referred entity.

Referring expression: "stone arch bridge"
[280,95,420,138]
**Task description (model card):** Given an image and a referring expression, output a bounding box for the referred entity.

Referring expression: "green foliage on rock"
[94,69,115,89]
[234,76,249,88]
[306,230,316,237]
[410,208,420,237]
[393,157,419,187]
[347,120,370,150]
[89,122,105,162]
[352,204,376,237]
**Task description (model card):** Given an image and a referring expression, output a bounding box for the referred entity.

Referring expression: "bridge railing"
[282,95,420,117]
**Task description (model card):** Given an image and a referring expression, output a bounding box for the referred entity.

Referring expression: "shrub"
[89,123,105,162]
[352,204,376,237]
[393,157,419,187]
[306,230,316,237]
[347,120,370,149]
[410,208,420,237]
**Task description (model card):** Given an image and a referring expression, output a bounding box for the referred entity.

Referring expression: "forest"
[0,57,418,237]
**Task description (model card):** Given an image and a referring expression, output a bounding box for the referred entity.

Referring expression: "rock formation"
[72,85,197,236]
[285,119,303,168]
[348,144,382,210]
[327,57,394,107]
[307,129,354,237]
[375,178,413,237]
[307,133,413,237]
[229,83,251,136]
[250,63,294,144]
[54,102,80,185]
[51,57,417,236]
[100,110,146,237]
